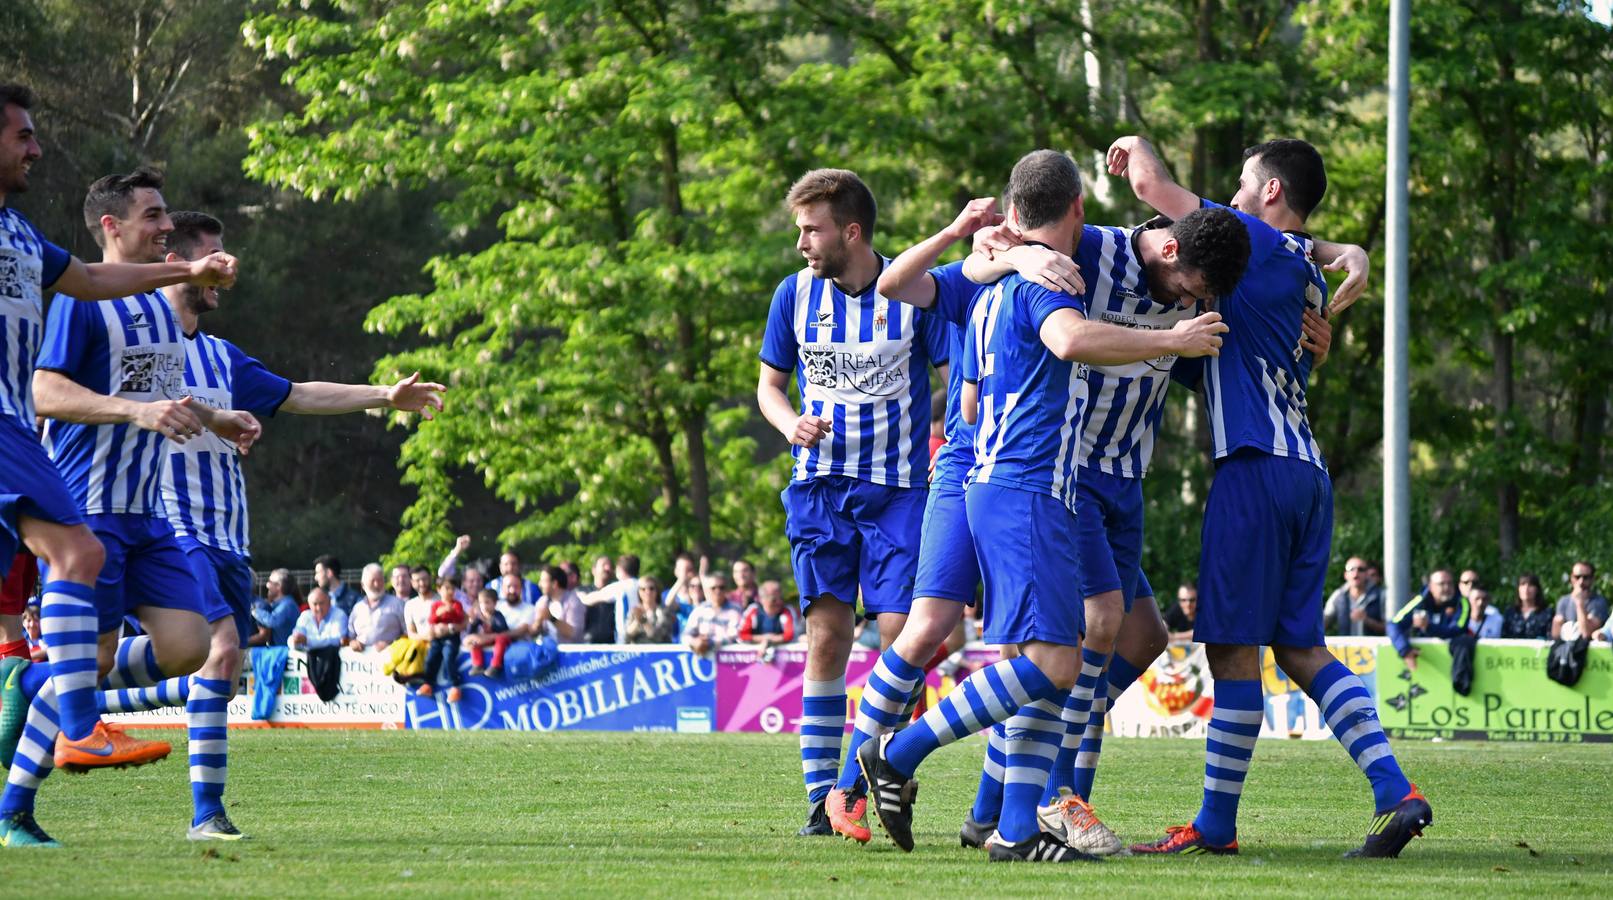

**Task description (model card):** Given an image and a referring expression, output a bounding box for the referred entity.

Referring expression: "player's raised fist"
[946,197,1003,241]
[1106,135,1151,177]
[1171,311,1229,358]
[789,414,832,448]
[188,251,239,289]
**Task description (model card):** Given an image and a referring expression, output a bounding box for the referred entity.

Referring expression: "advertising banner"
[107,648,405,728]
[1376,639,1613,742]
[405,646,717,732]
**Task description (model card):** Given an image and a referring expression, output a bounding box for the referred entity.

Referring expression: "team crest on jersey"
[121,352,159,392]
[0,256,23,300]
[873,300,888,331]
[802,347,836,387]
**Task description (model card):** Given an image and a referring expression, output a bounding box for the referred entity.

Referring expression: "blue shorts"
[911,477,978,605]
[178,534,255,647]
[0,419,84,577]
[1135,571,1155,602]
[966,482,1085,646]
[782,476,924,617]
[1073,466,1144,613]
[1195,450,1333,647]
[81,514,206,634]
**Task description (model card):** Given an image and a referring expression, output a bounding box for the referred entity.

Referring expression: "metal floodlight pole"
[1384,0,1412,620]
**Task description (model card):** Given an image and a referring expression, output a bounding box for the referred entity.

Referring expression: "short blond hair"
[786,168,876,237]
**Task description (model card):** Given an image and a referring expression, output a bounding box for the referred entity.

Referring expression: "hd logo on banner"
[406,646,717,732]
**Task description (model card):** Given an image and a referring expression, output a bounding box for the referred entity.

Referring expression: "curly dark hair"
[1170,206,1251,300]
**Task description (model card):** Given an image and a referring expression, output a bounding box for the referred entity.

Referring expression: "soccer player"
[94,209,444,841]
[0,84,241,847]
[1109,134,1431,858]
[756,169,950,837]
[860,150,1247,862]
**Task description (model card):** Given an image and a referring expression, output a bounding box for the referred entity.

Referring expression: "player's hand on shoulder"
[947,197,1003,241]
[1012,246,1084,297]
[1300,309,1332,365]
[189,251,239,289]
[787,413,832,448]
[1322,244,1369,315]
[389,372,448,418]
[1170,311,1228,358]
[137,396,206,443]
[971,223,1022,257]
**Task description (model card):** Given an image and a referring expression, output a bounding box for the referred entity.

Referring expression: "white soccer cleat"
[1036,787,1124,856]
[187,811,249,842]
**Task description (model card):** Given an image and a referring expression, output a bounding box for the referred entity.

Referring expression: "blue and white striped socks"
[800,676,846,804]
[836,648,922,791]
[0,665,58,817]
[187,676,233,825]
[1192,679,1262,846]
[1072,653,1144,800]
[102,676,189,714]
[998,692,1068,843]
[884,656,1056,778]
[1040,647,1105,805]
[1308,661,1411,812]
[38,580,99,742]
[968,723,1007,825]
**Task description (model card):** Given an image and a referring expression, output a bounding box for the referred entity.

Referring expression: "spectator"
[1323,556,1385,636]
[292,588,349,650]
[463,588,511,677]
[587,555,613,593]
[625,576,676,644]
[1553,561,1609,641]
[730,558,759,607]
[582,554,641,640]
[1503,573,1553,640]
[682,577,744,656]
[497,574,549,643]
[738,580,797,650]
[664,551,699,609]
[664,562,706,637]
[560,560,582,591]
[21,604,46,662]
[1388,569,1469,670]
[420,580,467,702]
[1458,569,1482,601]
[347,563,406,652]
[249,568,302,648]
[313,554,362,615]
[404,566,438,642]
[1467,588,1503,639]
[540,565,583,642]
[461,566,486,608]
[391,563,416,602]
[437,533,473,581]
[490,550,542,606]
[1364,561,1383,589]
[1163,582,1198,644]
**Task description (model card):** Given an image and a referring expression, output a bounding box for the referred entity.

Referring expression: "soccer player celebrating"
[0,166,259,847]
[81,210,444,841]
[756,169,950,837]
[860,150,1246,862]
[1110,135,1431,858]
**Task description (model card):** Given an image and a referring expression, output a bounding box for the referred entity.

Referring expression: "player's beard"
[1142,255,1182,305]
[814,238,850,281]
[178,283,217,317]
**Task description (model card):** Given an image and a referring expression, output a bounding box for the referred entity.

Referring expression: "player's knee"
[53,531,105,584]
[205,640,242,679]
[157,630,211,677]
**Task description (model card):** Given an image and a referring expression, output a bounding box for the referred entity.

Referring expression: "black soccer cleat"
[960,815,997,849]
[987,829,1103,863]
[858,732,918,852]
[797,799,834,836]
[1345,785,1432,859]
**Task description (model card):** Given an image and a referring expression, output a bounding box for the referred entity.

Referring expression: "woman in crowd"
[1502,573,1553,639]
[625,575,676,643]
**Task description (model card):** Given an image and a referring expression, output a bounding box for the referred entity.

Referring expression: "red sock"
[923,644,950,671]
[0,639,28,660]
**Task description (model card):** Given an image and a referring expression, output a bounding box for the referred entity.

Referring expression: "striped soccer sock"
[835,648,922,791]
[38,581,100,742]
[998,692,1069,843]
[0,667,59,817]
[1041,647,1105,805]
[800,676,846,804]
[102,676,190,714]
[1308,660,1412,812]
[187,676,233,825]
[968,723,1007,825]
[1192,679,1263,847]
[1071,653,1143,801]
[884,656,1056,778]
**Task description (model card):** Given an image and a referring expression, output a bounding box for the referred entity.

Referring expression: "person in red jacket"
[739,580,798,651]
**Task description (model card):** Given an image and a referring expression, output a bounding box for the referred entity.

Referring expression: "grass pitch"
[0,729,1607,896]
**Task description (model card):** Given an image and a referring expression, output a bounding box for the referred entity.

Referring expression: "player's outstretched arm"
[1039,308,1227,365]
[50,251,240,302]
[281,372,445,419]
[757,364,829,448]
[1107,136,1200,222]
[877,197,1002,307]
[32,370,205,443]
[1310,240,1370,315]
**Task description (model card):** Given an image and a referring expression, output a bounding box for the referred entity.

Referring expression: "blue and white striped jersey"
[926,261,997,489]
[37,291,188,516]
[162,331,292,554]
[760,261,949,489]
[962,270,1090,509]
[0,208,70,431]
[1198,200,1329,469]
[1072,224,1196,479]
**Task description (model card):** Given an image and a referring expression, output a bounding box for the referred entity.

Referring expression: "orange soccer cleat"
[54,721,172,772]
[826,787,872,844]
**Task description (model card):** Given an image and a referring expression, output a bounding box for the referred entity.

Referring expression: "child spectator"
[21,604,46,662]
[464,588,512,678]
[421,577,468,702]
